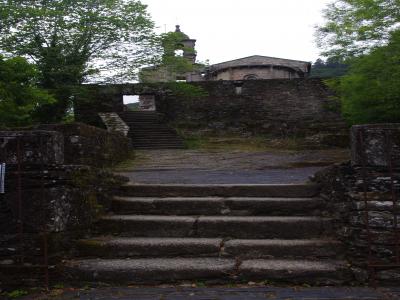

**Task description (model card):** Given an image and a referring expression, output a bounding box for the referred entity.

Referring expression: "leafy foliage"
[0,0,158,122]
[0,56,55,128]
[164,82,208,98]
[310,57,349,78]
[316,0,400,59]
[328,30,400,124]
[0,0,158,84]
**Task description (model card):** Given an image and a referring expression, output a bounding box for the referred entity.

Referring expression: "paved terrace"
[116,149,349,184]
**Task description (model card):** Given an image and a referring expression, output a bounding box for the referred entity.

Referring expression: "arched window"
[243,74,258,80]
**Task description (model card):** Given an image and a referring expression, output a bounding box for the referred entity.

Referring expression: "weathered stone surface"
[97,215,196,237]
[196,216,331,239]
[314,124,400,284]
[238,259,349,284]
[78,237,222,258]
[37,123,131,167]
[0,127,129,288]
[0,130,64,165]
[119,183,320,198]
[98,112,130,136]
[351,124,400,167]
[223,239,342,259]
[111,196,323,216]
[65,258,236,283]
[74,79,348,142]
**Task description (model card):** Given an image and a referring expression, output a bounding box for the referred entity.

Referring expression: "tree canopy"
[310,57,349,77]
[316,0,400,59]
[0,0,159,122]
[0,56,55,128]
[0,0,158,84]
[330,30,400,124]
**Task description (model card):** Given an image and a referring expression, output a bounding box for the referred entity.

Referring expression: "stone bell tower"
[175,25,197,63]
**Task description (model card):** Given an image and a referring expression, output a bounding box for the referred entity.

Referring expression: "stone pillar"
[351,124,400,167]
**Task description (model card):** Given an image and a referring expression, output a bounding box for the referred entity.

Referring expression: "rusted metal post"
[39,136,49,290]
[358,129,376,285]
[385,131,399,264]
[16,136,24,264]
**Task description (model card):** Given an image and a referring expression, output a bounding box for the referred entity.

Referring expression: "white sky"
[141,0,332,64]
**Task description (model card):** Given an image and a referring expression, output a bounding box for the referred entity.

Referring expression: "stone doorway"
[123,94,156,111]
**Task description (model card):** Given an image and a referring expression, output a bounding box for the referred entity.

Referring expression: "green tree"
[0,56,55,128]
[0,0,158,121]
[328,30,400,124]
[310,57,349,78]
[316,0,400,59]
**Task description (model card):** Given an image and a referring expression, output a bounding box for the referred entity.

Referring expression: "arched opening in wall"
[243,74,258,80]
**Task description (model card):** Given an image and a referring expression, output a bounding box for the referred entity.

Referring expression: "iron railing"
[0,134,49,289]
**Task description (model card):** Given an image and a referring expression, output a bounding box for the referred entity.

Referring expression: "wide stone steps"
[119,183,320,198]
[112,196,324,216]
[65,258,348,285]
[118,111,185,149]
[77,237,342,259]
[66,183,349,285]
[96,215,332,239]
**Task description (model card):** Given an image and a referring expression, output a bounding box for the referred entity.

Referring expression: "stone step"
[112,197,324,216]
[129,131,178,134]
[64,258,348,285]
[97,215,331,238]
[132,145,185,150]
[131,138,184,142]
[77,237,342,259]
[237,259,350,284]
[131,140,185,144]
[119,184,320,198]
[77,237,222,258]
[131,142,185,145]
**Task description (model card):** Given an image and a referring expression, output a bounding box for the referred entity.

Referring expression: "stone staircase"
[65,183,351,285]
[118,111,185,149]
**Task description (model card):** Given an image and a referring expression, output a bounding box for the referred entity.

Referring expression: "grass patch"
[5,290,28,298]
[112,150,142,171]
[182,134,317,152]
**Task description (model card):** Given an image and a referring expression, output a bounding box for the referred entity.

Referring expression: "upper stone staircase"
[118,111,185,149]
[65,183,351,285]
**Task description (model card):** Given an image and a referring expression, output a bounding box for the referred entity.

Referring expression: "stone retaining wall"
[36,123,131,167]
[74,79,348,140]
[315,123,400,284]
[0,127,129,288]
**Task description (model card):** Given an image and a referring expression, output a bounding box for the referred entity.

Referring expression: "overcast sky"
[141,0,332,64]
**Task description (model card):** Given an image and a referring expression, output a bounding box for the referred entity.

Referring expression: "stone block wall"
[315,124,400,284]
[74,79,348,139]
[158,79,347,137]
[36,123,131,167]
[0,127,129,288]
